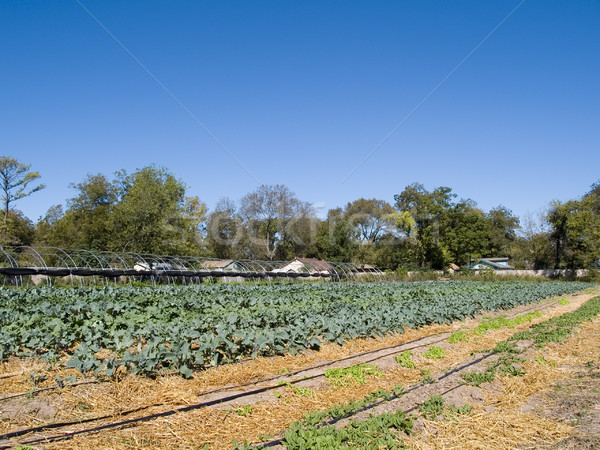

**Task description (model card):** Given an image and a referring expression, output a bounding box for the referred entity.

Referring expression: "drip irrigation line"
[1,382,288,448]
[0,380,98,402]
[0,372,23,380]
[0,405,151,441]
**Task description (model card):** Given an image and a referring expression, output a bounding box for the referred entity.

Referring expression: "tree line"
[1,156,599,270]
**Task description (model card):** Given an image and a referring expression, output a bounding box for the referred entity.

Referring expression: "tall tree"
[315,208,357,262]
[111,166,197,254]
[394,183,456,269]
[344,198,395,244]
[1,210,34,246]
[486,206,520,256]
[239,184,314,260]
[511,210,553,269]
[547,196,600,269]
[441,200,493,265]
[66,174,117,249]
[206,198,244,259]
[0,156,45,236]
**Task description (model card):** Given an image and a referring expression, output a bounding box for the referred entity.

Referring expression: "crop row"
[0,281,591,377]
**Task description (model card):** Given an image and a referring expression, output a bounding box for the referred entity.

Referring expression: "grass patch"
[277,381,313,397]
[510,296,600,346]
[234,405,253,416]
[423,346,445,360]
[395,350,416,368]
[445,404,473,421]
[448,331,469,343]
[493,341,521,354]
[324,363,382,386]
[474,311,542,335]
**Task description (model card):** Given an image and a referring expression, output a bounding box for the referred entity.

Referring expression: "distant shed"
[273,258,334,277]
[469,257,514,270]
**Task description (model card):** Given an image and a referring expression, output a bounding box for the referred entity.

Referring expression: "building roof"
[275,258,334,273]
[295,258,335,272]
[353,263,378,273]
[203,259,235,269]
[473,257,514,270]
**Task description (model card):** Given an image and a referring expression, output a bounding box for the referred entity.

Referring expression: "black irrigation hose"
[0,405,151,441]
[198,331,451,398]
[0,383,289,448]
[0,380,98,403]
[0,267,332,279]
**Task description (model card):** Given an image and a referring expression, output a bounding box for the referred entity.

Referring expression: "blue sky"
[2,1,599,223]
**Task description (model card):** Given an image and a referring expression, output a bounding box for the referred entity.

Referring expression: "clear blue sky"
[2,1,599,223]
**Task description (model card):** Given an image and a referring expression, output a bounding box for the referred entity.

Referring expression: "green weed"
[461,368,496,386]
[325,363,382,386]
[423,346,445,360]
[395,350,416,368]
[448,331,469,343]
[419,395,445,420]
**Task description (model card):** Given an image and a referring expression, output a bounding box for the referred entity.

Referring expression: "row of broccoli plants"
[0,281,591,377]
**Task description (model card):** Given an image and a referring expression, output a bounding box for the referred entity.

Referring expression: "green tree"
[441,200,492,266]
[1,209,34,246]
[206,198,244,259]
[394,183,456,269]
[0,156,45,238]
[239,184,314,260]
[111,166,202,255]
[66,174,117,249]
[485,206,520,255]
[344,198,395,244]
[511,211,553,270]
[315,208,357,262]
[547,195,600,269]
[34,205,69,247]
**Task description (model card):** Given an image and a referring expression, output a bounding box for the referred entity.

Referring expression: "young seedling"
[461,368,496,386]
[446,404,473,421]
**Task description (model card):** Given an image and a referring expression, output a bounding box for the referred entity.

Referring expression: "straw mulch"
[406,304,600,449]
[1,288,598,449]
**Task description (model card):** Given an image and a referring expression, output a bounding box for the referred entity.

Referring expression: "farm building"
[202,259,243,272]
[352,264,384,277]
[273,258,335,276]
[469,257,514,270]
[202,259,245,283]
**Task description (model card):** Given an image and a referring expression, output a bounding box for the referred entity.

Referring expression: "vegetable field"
[0,281,590,378]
